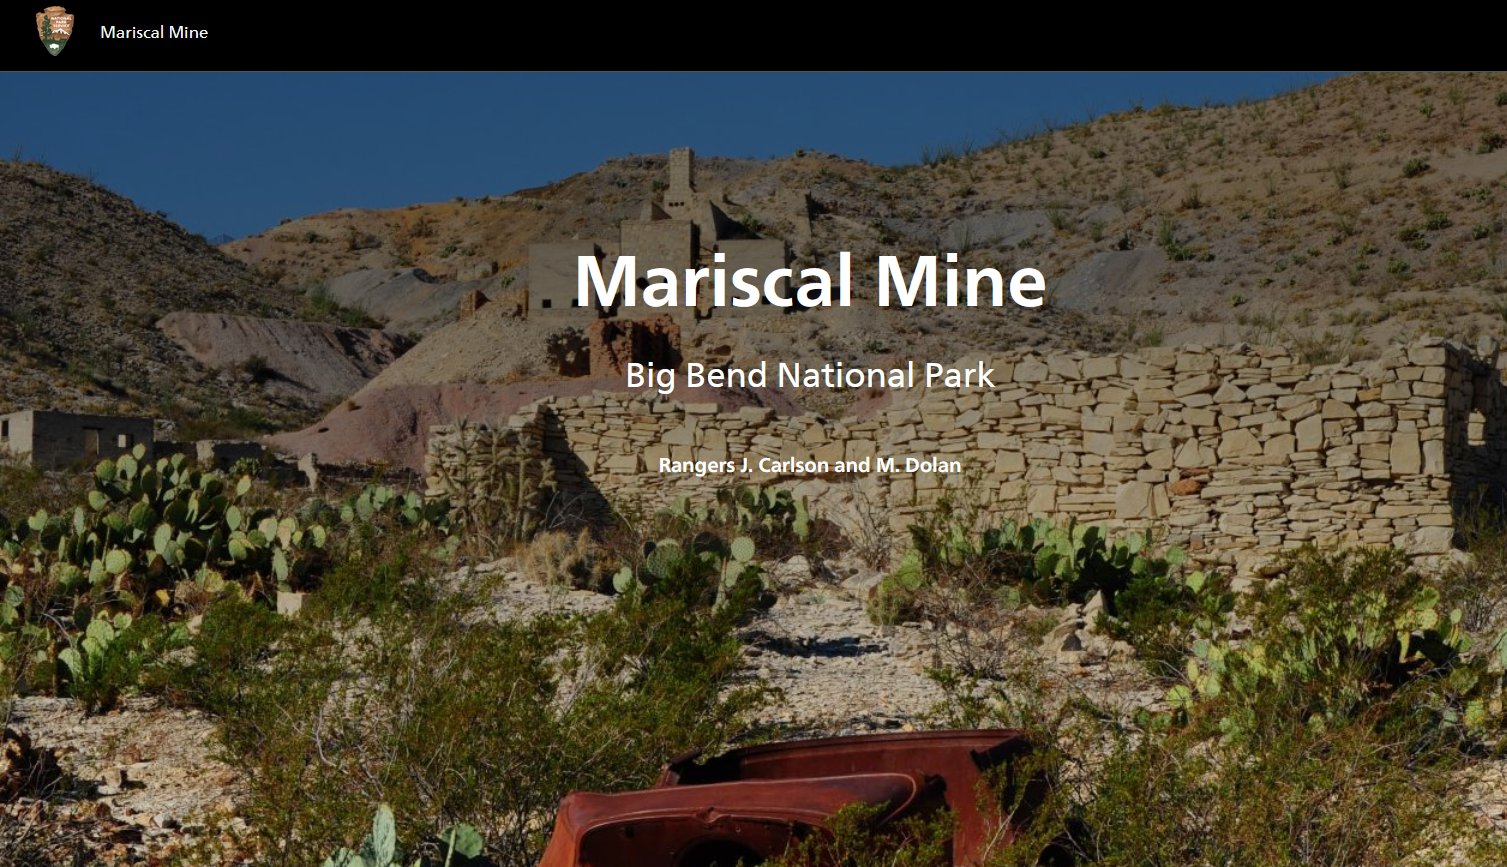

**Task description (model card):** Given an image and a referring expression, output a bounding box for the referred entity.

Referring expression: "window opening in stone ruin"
[1,420,7,440]
[1470,409,1486,447]
[117,433,134,448]
[542,299,553,309]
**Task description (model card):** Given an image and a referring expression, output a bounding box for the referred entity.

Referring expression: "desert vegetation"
[4,449,1507,866]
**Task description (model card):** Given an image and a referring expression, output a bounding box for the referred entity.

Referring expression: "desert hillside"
[231,71,1507,372]
[0,161,401,437]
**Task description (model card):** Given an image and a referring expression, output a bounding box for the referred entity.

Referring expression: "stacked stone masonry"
[426,339,1507,571]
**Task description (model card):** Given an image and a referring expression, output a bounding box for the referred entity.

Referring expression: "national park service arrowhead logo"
[36,6,74,55]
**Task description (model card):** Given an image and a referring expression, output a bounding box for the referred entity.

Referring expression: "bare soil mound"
[356,304,570,392]
[156,312,413,404]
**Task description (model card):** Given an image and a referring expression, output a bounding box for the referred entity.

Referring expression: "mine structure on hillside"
[528,148,804,321]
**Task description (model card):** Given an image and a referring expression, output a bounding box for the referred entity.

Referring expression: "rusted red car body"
[537,729,1041,867]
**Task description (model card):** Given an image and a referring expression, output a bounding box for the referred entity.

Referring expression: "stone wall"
[425,339,1507,572]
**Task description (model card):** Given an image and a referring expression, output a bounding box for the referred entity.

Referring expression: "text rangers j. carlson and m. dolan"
[657,456,962,477]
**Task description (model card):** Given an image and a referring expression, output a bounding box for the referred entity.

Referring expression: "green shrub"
[919,142,961,168]
[148,595,285,714]
[306,535,441,620]
[1442,504,1507,635]
[1098,568,1233,671]
[299,282,385,329]
[174,405,278,439]
[1179,184,1202,211]
[1157,215,1195,261]
[214,578,768,866]
[291,484,455,619]
[1402,157,1430,178]
[867,498,1227,679]
[0,457,89,529]
[1398,225,1431,250]
[1329,159,1354,190]
[990,717,1507,867]
[909,546,1507,867]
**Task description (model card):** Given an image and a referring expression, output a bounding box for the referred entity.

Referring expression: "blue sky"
[2,72,1345,240]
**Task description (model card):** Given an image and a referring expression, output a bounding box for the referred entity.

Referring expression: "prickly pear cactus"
[611,533,771,614]
[320,804,483,867]
[669,484,813,543]
[0,444,328,612]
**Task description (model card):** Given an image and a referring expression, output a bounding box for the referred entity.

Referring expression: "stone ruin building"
[0,409,298,480]
[528,148,792,321]
[0,410,153,470]
[428,338,1507,577]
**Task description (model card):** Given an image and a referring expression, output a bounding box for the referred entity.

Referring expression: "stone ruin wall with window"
[426,338,1507,574]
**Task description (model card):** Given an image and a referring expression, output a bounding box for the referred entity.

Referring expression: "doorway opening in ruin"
[83,427,101,459]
